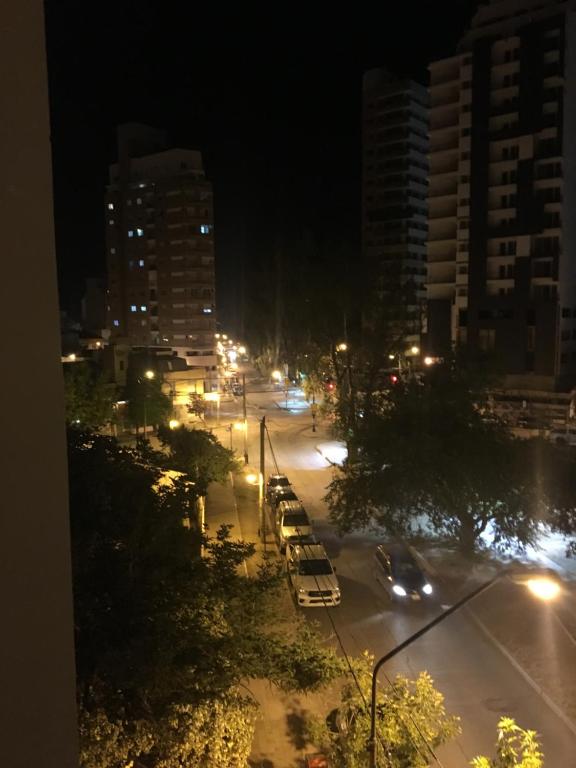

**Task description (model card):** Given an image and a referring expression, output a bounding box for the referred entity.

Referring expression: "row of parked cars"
[265,474,341,607]
[265,474,435,608]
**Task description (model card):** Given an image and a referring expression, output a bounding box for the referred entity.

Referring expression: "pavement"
[205,475,340,768]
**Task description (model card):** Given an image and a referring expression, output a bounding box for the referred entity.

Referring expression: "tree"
[308,652,460,768]
[326,360,553,553]
[157,424,239,494]
[63,361,116,428]
[125,367,171,431]
[471,717,543,768]
[68,429,344,766]
[187,392,207,421]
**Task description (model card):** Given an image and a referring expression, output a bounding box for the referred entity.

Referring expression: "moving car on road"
[265,473,291,503]
[373,543,433,602]
[275,499,312,552]
[286,541,341,607]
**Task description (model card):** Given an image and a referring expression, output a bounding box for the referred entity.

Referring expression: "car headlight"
[334,587,341,595]
[422,583,433,595]
[298,588,307,594]
[392,585,407,597]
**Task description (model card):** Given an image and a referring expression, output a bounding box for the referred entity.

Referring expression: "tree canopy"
[326,360,576,552]
[308,652,460,768]
[471,717,544,768]
[157,424,238,494]
[63,361,116,429]
[68,428,344,766]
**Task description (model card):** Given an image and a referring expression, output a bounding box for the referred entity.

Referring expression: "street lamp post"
[368,571,560,768]
[142,369,155,437]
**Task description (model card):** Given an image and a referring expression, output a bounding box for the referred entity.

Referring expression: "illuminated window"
[136,228,144,237]
[200,224,210,234]
[110,247,116,254]
[137,197,142,205]
[130,305,137,312]
[113,319,120,327]
[128,230,134,238]
[202,307,213,314]
[138,259,145,267]
[109,219,115,225]
[108,203,114,210]
[140,305,147,312]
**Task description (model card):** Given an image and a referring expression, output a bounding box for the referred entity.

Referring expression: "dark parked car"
[270,487,299,509]
[265,474,291,503]
[373,543,433,602]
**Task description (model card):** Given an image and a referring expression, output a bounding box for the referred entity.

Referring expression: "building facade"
[427,0,576,391]
[362,69,429,346]
[106,124,218,387]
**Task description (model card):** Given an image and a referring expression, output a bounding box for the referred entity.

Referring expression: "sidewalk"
[204,475,337,767]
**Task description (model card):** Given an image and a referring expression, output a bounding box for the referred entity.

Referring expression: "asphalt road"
[219,382,576,766]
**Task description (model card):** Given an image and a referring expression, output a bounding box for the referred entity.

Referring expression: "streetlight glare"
[238,345,247,354]
[424,356,434,366]
[336,342,348,352]
[410,345,420,355]
[526,576,560,601]
[271,370,282,381]
[233,421,246,431]
[388,354,395,360]
[169,419,180,430]
[245,473,258,485]
[144,369,155,380]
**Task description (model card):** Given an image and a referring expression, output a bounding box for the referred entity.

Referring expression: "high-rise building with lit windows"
[427,0,576,391]
[106,124,217,374]
[362,69,429,347]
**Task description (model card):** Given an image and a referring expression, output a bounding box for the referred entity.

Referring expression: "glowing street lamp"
[424,356,434,366]
[368,569,561,768]
[238,345,247,355]
[336,342,348,352]
[144,369,155,380]
[271,370,282,382]
[409,345,420,356]
[169,419,180,430]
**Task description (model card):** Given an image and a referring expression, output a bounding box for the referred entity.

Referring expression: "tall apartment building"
[427,0,576,391]
[362,69,429,345]
[106,124,218,383]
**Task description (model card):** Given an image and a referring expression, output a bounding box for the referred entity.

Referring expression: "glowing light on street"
[526,577,560,601]
[410,345,420,355]
[203,392,220,402]
[388,354,395,360]
[238,345,246,354]
[336,342,348,352]
[144,369,155,380]
[245,473,258,485]
[169,419,180,430]
[424,356,434,366]
[271,370,282,381]
[233,421,246,431]
[68,353,76,361]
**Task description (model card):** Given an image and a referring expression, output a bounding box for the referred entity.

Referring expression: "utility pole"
[259,416,266,552]
[242,372,248,464]
[311,391,317,432]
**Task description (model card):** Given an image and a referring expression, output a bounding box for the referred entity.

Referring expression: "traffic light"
[324,378,336,392]
[390,374,398,384]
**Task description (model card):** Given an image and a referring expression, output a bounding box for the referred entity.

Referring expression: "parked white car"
[275,500,312,552]
[549,426,576,446]
[286,542,341,607]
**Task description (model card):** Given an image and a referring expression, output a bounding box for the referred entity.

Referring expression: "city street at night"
[219,373,576,766]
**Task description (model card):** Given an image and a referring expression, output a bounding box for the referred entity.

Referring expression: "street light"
[368,569,561,768]
[142,370,155,436]
[409,345,420,356]
[169,419,180,430]
[271,369,282,382]
[336,342,348,352]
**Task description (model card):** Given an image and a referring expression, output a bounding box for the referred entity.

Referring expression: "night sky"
[45,0,479,330]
